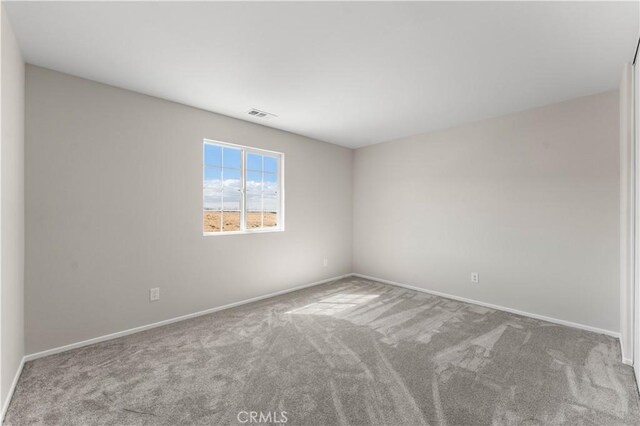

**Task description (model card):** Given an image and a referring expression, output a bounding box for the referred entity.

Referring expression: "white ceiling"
[5,1,639,148]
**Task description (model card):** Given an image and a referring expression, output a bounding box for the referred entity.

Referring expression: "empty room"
[1,1,640,425]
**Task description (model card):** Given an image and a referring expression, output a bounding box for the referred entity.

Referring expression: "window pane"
[222,168,241,232]
[262,212,278,228]
[264,156,278,174]
[203,166,223,212]
[262,191,279,212]
[222,168,241,187]
[263,213,277,228]
[246,170,262,193]
[246,189,262,213]
[203,191,222,211]
[247,153,262,172]
[222,172,241,211]
[204,141,282,234]
[263,171,277,190]
[246,211,263,229]
[246,167,262,230]
[262,192,279,228]
[203,211,221,233]
[245,161,280,230]
[203,159,222,233]
[204,166,223,189]
[223,147,241,170]
[222,211,240,232]
[204,144,222,166]
[222,189,241,210]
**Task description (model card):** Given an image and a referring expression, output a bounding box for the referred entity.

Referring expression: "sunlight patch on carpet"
[286,294,379,316]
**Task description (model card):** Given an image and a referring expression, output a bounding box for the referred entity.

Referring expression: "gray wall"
[22,66,623,352]
[353,91,620,333]
[25,66,353,354]
[1,5,25,407]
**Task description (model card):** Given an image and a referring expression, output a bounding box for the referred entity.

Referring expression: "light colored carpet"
[5,277,639,425]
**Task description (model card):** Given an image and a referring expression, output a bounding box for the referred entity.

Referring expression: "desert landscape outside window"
[203,140,283,234]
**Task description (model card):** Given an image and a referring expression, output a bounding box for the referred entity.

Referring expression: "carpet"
[5,277,639,425]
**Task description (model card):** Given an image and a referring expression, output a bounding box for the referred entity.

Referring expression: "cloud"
[204,179,279,212]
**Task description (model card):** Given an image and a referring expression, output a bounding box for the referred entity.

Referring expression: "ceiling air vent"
[247,108,277,120]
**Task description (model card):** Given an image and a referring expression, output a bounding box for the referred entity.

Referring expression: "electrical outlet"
[323,258,328,267]
[150,287,160,302]
[471,273,479,283]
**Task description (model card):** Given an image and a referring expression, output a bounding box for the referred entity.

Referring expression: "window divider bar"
[261,156,265,228]
[240,149,246,232]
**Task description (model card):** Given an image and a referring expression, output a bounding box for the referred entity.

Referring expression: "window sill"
[202,228,284,237]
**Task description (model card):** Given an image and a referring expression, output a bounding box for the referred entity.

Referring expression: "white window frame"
[202,139,285,236]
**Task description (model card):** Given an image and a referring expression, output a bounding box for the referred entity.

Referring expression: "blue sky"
[203,144,279,211]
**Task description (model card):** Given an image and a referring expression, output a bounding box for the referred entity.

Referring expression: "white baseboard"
[351,273,620,338]
[2,356,25,422]
[21,272,623,363]
[25,274,351,362]
[620,339,634,365]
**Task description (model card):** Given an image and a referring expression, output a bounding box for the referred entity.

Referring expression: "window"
[203,140,284,235]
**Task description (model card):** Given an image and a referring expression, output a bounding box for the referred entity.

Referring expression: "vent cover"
[247,108,277,120]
